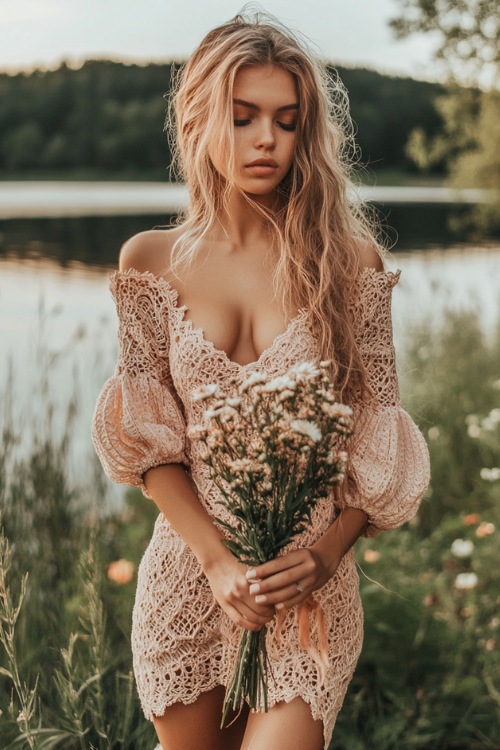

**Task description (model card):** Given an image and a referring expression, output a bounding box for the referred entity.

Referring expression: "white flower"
[480,467,500,481]
[450,539,474,558]
[428,426,440,441]
[240,371,267,392]
[321,402,353,419]
[491,379,500,391]
[290,419,322,442]
[481,417,496,432]
[467,423,481,438]
[465,414,479,426]
[261,375,296,393]
[454,572,478,590]
[488,408,500,424]
[289,362,321,380]
[192,384,219,401]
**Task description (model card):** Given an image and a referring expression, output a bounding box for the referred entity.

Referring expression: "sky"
[0,0,442,81]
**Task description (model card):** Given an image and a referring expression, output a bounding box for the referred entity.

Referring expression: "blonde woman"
[92,10,430,750]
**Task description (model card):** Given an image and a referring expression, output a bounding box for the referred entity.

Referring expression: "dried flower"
[454,572,478,590]
[450,539,474,558]
[191,360,352,723]
[192,384,220,401]
[107,559,135,584]
[476,521,495,538]
[289,419,322,442]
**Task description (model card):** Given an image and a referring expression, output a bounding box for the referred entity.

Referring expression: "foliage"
[334,308,500,748]
[1,308,499,747]
[390,0,500,86]
[0,60,445,179]
[391,0,500,231]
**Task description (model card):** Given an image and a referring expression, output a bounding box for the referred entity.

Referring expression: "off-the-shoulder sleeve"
[91,271,188,498]
[346,268,430,536]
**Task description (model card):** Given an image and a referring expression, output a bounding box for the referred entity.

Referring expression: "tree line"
[0,59,445,178]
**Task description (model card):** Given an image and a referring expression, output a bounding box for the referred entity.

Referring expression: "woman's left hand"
[245,546,339,612]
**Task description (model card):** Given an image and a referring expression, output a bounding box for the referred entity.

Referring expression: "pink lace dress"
[92,267,430,749]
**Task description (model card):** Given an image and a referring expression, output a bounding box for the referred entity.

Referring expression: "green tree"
[391,0,500,230]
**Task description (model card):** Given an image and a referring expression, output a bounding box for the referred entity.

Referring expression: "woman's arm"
[244,508,368,610]
[144,463,276,630]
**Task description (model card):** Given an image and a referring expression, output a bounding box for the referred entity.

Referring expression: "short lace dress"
[92,266,430,749]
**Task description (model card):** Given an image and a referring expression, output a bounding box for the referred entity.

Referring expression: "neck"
[213,186,278,249]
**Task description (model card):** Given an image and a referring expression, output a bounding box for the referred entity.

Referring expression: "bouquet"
[189,360,352,726]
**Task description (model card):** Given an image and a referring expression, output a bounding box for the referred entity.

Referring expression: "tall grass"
[0,308,499,748]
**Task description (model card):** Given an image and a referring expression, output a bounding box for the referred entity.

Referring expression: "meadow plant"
[0,307,499,748]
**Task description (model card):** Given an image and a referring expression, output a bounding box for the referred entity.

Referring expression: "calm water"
[1,207,499,496]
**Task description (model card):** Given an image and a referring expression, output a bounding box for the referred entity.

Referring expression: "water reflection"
[1,212,499,490]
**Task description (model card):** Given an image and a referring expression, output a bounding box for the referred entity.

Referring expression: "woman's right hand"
[203,551,276,632]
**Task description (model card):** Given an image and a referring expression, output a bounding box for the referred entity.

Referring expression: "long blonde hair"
[166,8,383,403]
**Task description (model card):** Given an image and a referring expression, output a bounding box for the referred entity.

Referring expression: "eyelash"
[233,119,297,132]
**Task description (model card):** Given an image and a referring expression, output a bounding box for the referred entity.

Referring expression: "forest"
[0,59,446,180]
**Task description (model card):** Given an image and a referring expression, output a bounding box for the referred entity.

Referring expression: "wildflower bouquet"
[189,361,353,725]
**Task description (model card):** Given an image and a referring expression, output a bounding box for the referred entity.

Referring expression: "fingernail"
[255,595,267,604]
[249,583,260,595]
[246,569,257,580]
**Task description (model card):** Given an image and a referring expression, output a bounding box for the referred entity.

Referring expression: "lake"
[1,189,499,501]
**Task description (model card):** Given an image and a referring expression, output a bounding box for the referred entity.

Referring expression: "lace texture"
[91,267,430,749]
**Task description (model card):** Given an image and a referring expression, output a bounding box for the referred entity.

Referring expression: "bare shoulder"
[356,238,385,272]
[118,226,184,275]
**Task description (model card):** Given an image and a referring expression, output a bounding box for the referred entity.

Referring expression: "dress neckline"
[113,269,309,371]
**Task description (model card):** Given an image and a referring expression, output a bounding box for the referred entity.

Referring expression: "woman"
[92,10,430,750]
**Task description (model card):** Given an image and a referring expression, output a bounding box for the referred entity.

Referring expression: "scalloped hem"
[142,681,333,750]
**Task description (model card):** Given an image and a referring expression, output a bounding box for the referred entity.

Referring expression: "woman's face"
[211,64,299,198]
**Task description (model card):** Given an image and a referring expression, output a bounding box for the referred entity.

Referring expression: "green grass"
[0,308,499,748]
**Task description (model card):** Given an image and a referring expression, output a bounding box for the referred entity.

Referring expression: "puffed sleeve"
[346,268,430,536]
[91,271,189,499]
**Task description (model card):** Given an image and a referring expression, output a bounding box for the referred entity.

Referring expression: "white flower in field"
[465,414,479,425]
[290,419,322,442]
[488,408,500,424]
[454,572,478,590]
[492,379,500,390]
[428,426,440,440]
[192,384,219,401]
[467,423,481,438]
[450,539,474,558]
[481,417,496,431]
[480,467,500,481]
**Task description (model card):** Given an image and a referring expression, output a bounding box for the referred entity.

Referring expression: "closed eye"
[233,119,297,131]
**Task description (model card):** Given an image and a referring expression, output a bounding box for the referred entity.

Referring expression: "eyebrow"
[233,98,299,112]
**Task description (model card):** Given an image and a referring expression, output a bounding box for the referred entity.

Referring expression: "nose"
[255,118,275,149]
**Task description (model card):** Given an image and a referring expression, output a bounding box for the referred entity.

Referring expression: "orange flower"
[107,559,135,584]
[476,522,495,538]
[463,513,480,526]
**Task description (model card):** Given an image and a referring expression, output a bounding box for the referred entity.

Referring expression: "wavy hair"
[166,7,384,404]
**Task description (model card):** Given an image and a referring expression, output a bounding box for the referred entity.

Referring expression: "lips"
[245,158,278,168]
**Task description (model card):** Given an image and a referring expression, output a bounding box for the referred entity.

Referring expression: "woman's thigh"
[240,696,324,750]
[153,685,249,750]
